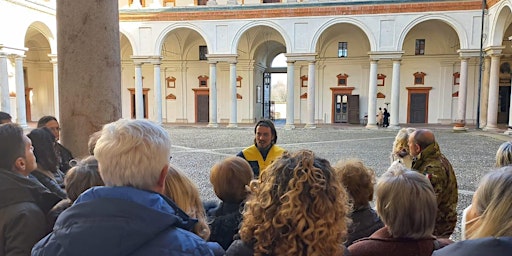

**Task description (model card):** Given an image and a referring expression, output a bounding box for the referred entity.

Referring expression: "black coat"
[432,237,512,256]
[207,202,243,250]
[345,205,384,246]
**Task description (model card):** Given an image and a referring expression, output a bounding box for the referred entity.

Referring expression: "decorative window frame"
[413,72,426,85]
[198,75,209,87]
[237,76,242,88]
[337,73,349,86]
[166,76,176,88]
[453,72,460,85]
[377,74,386,87]
[300,75,308,87]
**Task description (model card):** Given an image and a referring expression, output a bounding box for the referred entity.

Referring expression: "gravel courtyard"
[164,123,509,241]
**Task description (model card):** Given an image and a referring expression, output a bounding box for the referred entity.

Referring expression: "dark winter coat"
[345,205,384,246]
[0,168,60,256]
[207,202,243,250]
[432,237,512,256]
[32,186,222,256]
[30,170,66,200]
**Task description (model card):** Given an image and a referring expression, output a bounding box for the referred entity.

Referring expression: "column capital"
[284,53,317,62]
[368,51,404,60]
[148,56,162,65]
[457,49,480,59]
[484,46,505,57]
[48,54,58,63]
[206,54,237,63]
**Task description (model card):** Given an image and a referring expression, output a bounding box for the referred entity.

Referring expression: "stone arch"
[25,21,56,54]
[155,23,210,56]
[488,1,512,47]
[119,28,136,56]
[232,21,291,54]
[312,17,375,52]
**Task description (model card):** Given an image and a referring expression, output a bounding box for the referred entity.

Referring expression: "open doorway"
[264,53,287,123]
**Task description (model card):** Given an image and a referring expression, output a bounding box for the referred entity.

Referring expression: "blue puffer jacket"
[32,186,219,256]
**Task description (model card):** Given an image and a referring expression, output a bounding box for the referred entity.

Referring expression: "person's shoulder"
[433,237,512,256]
[226,239,254,256]
[146,227,217,255]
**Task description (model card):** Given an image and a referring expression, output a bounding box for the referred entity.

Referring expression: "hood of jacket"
[33,186,201,255]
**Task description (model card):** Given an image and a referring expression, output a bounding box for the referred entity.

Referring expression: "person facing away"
[27,128,67,200]
[433,167,512,256]
[37,116,74,174]
[391,127,416,168]
[32,119,217,256]
[0,111,12,124]
[0,123,60,256]
[236,119,285,178]
[408,129,458,238]
[348,162,453,256]
[461,140,512,240]
[207,156,254,250]
[333,159,384,246]
[47,156,104,228]
[382,108,390,127]
[377,107,383,127]
[226,149,351,256]
[163,165,224,255]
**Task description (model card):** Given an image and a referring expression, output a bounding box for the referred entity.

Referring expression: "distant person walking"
[383,108,390,127]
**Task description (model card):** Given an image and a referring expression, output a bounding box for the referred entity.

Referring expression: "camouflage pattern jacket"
[412,142,458,238]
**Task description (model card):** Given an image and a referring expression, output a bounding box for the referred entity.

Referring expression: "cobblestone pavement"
[164,122,510,241]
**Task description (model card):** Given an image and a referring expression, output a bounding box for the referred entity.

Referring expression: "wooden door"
[193,89,209,123]
[498,86,510,124]
[409,93,427,123]
[347,95,360,124]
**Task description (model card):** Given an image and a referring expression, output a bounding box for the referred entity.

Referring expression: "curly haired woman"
[226,149,351,256]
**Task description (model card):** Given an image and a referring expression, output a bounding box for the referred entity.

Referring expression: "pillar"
[366,59,378,129]
[0,52,10,114]
[480,56,490,128]
[153,59,162,124]
[285,60,295,129]
[305,60,316,128]
[454,57,469,131]
[484,49,502,131]
[389,59,401,129]
[57,0,121,156]
[134,62,144,119]
[49,54,59,119]
[227,61,238,128]
[207,61,218,127]
[14,56,27,127]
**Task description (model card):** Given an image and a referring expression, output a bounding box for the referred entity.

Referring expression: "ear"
[155,164,169,194]
[13,157,27,174]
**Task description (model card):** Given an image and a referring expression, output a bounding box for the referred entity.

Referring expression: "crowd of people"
[1,111,511,256]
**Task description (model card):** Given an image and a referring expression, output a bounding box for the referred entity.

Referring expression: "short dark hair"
[37,115,58,128]
[412,129,435,151]
[27,127,58,172]
[0,123,25,171]
[254,119,277,144]
[0,111,12,122]
[65,156,104,201]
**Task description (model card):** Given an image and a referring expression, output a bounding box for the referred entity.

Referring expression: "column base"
[365,124,379,130]
[387,124,401,130]
[504,128,512,135]
[483,126,499,132]
[305,124,316,129]
[284,124,295,130]
[207,123,218,128]
[452,126,468,132]
[227,123,238,128]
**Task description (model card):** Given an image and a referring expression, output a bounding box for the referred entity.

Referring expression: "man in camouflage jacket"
[408,129,458,238]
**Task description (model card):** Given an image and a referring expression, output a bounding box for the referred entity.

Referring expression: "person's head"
[239,149,350,255]
[495,141,512,167]
[88,131,102,155]
[465,167,512,239]
[0,111,12,124]
[0,123,36,176]
[37,115,60,140]
[383,108,388,112]
[253,119,277,150]
[392,127,416,156]
[27,127,58,173]
[379,107,382,111]
[94,119,171,194]
[376,162,437,239]
[164,165,210,240]
[65,156,104,202]
[408,129,435,157]
[333,159,375,209]
[210,156,253,204]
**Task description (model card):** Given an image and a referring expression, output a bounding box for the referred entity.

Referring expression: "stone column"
[285,60,295,129]
[480,56,490,128]
[228,61,238,128]
[14,56,27,127]
[149,0,161,7]
[134,61,144,119]
[57,0,121,156]
[207,61,218,127]
[49,54,59,119]
[454,57,469,131]
[305,60,316,128]
[207,0,218,5]
[131,0,142,8]
[152,59,162,124]
[389,59,401,129]
[484,48,503,131]
[506,81,512,134]
[0,52,10,114]
[366,59,378,129]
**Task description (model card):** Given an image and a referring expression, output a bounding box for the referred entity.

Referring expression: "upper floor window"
[337,73,349,86]
[415,39,425,55]
[338,42,348,58]
[199,46,208,60]
[414,72,426,85]
[262,0,281,3]
[197,0,208,5]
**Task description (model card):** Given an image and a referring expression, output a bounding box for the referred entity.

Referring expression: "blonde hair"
[376,162,436,239]
[210,156,253,204]
[333,159,375,208]
[239,149,350,256]
[467,167,512,238]
[164,165,210,240]
[392,127,416,155]
[94,119,171,191]
[495,141,512,167]
[65,156,104,201]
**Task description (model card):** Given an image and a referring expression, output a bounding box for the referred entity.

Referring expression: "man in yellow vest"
[237,119,285,178]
